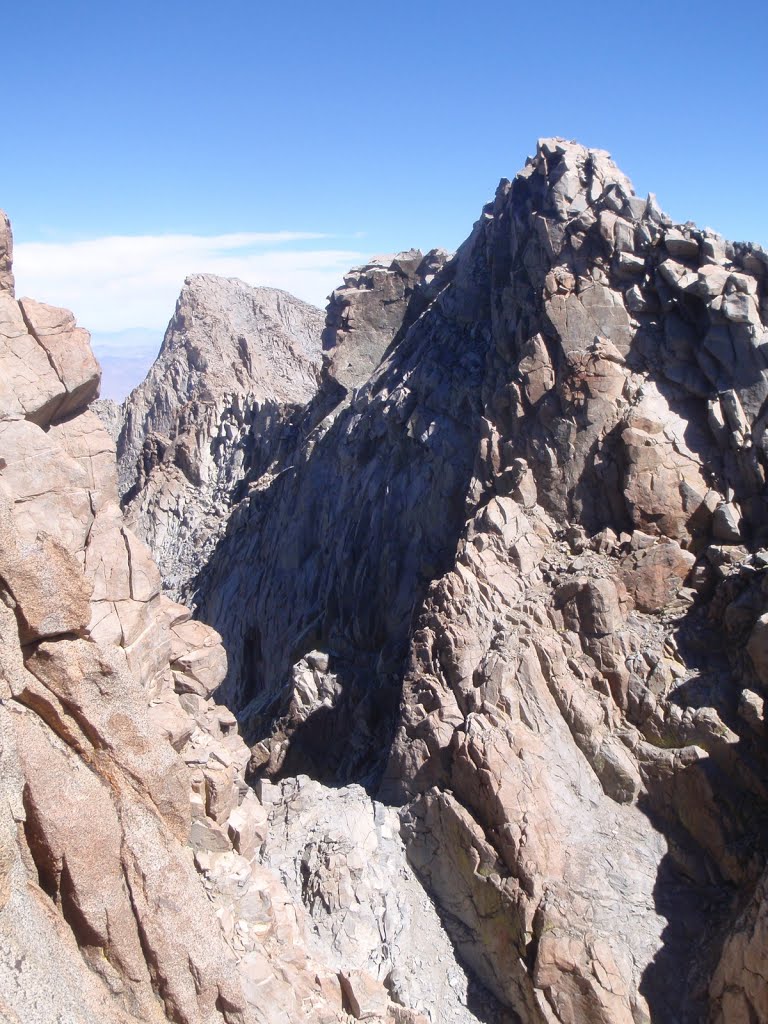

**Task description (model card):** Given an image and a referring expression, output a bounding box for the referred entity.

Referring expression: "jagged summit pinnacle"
[507,137,653,227]
[189,141,768,1022]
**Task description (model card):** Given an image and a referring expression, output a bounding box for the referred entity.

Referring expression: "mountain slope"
[0,215,438,1024]
[188,139,768,1022]
[105,275,325,598]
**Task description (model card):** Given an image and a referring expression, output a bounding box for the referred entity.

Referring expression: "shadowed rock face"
[106,254,457,606]
[183,140,768,1022]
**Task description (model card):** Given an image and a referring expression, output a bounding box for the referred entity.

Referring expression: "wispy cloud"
[13,231,365,333]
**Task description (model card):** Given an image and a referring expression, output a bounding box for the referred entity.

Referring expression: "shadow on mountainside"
[194,241,494,790]
[636,592,768,1021]
[189,145,768,1022]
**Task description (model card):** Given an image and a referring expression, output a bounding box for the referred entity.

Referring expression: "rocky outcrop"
[109,255,456,604]
[259,774,507,1023]
[103,275,325,598]
[190,141,768,1022]
[0,210,14,294]
[322,249,451,395]
[0,220,430,1024]
[0,288,100,426]
[93,396,123,441]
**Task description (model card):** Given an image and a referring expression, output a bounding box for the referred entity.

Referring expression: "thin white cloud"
[12,231,364,333]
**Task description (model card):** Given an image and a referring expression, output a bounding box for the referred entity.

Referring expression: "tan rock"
[0,293,64,424]
[122,609,171,688]
[19,297,100,419]
[148,692,196,751]
[171,620,228,698]
[620,540,695,613]
[621,384,710,542]
[124,528,162,602]
[0,210,13,294]
[118,795,249,1024]
[83,503,132,601]
[339,969,390,1020]
[518,333,555,403]
[13,708,159,1015]
[0,417,92,552]
[226,793,268,858]
[24,638,190,842]
[52,411,118,513]
[0,480,91,643]
[204,763,237,824]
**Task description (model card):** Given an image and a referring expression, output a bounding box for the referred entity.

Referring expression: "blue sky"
[4,0,767,398]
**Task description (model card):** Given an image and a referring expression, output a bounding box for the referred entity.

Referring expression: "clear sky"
[4,0,767,398]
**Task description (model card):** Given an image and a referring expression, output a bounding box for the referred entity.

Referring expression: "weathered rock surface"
[93,396,124,441]
[0,210,14,294]
[186,141,768,1022]
[259,775,506,1024]
[0,219,424,1024]
[10,135,768,1024]
[322,249,451,395]
[110,254,455,606]
[100,275,325,598]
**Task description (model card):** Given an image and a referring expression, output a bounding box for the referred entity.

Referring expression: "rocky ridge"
[103,274,325,599]
[107,251,452,609]
[8,136,768,1024]
[183,140,768,1022]
[0,215,438,1024]
[322,249,452,397]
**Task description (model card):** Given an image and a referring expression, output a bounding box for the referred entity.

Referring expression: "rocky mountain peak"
[102,274,326,598]
[184,141,768,1022]
[116,274,325,493]
[6,132,768,1024]
[165,273,323,387]
[521,137,641,221]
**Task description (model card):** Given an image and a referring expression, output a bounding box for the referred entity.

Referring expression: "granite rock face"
[102,275,325,599]
[108,254,454,605]
[187,141,768,1022]
[0,221,426,1024]
[259,775,507,1024]
[0,210,14,294]
[322,249,451,395]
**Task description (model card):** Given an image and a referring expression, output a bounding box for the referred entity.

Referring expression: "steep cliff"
[106,275,325,599]
[109,253,454,605]
[322,249,451,396]
[188,140,768,1022]
[0,215,434,1024]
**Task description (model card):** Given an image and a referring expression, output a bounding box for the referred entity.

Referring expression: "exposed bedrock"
[322,248,452,396]
[188,140,768,1022]
[99,274,326,600]
[0,222,437,1023]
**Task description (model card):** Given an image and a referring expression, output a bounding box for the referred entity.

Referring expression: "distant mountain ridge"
[98,274,326,598]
